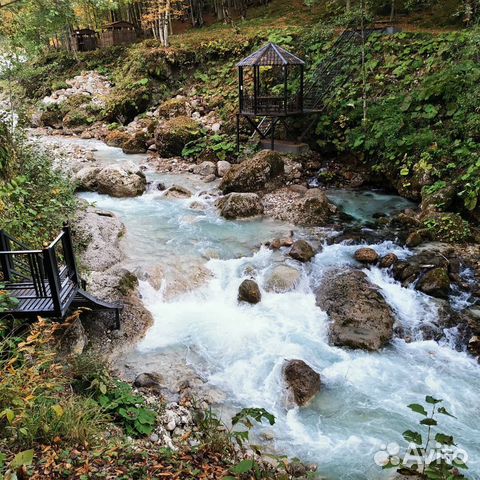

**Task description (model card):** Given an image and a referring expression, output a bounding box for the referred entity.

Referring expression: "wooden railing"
[241,94,303,115]
[0,226,80,316]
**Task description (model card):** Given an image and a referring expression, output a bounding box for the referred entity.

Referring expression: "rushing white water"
[71,138,480,479]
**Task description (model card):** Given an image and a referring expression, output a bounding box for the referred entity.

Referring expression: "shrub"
[0,319,109,448]
[0,122,76,246]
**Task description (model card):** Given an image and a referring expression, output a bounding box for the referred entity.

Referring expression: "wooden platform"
[5,277,76,318]
[1,227,122,328]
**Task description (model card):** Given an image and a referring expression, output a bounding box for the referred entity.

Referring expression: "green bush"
[0,121,76,246]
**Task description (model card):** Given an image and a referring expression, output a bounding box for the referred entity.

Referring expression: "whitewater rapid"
[66,137,480,479]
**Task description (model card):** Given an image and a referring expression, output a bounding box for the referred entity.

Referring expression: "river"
[44,135,480,479]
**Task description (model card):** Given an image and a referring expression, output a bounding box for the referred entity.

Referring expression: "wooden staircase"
[0,226,122,329]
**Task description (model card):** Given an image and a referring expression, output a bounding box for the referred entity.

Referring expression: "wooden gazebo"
[236,43,317,151]
[71,28,98,52]
[99,21,137,48]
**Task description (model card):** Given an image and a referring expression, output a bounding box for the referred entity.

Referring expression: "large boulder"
[316,270,395,351]
[220,150,284,193]
[73,205,125,273]
[238,279,261,304]
[264,265,301,293]
[289,240,316,263]
[216,193,264,219]
[283,359,321,407]
[95,163,147,197]
[415,267,451,299]
[154,116,201,157]
[290,189,337,226]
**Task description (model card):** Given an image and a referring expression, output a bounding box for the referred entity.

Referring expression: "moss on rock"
[423,212,472,243]
[104,130,131,148]
[156,98,187,118]
[154,116,202,157]
[220,150,284,193]
[39,107,64,129]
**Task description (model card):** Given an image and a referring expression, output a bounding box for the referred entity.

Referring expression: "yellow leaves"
[51,404,64,418]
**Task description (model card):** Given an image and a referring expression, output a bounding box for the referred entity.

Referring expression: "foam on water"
[137,242,480,479]
[69,138,479,479]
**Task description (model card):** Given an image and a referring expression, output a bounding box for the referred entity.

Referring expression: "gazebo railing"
[241,94,303,115]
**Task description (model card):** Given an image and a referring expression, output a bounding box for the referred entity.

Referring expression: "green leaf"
[231,459,254,474]
[425,396,442,404]
[423,104,438,119]
[420,418,437,426]
[403,430,422,444]
[10,450,34,469]
[437,407,456,418]
[435,433,455,446]
[408,404,428,416]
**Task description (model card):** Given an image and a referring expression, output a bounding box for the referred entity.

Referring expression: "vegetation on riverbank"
[0,119,76,245]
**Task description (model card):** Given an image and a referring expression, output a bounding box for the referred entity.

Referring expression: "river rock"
[95,163,147,197]
[122,134,147,154]
[203,174,216,183]
[57,318,88,356]
[405,229,431,247]
[268,237,294,250]
[216,160,232,177]
[105,130,130,148]
[354,247,379,265]
[316,270,395,351]
[74,166,102,190]
[163,185,193,199]
[220,150,284,193]
[134,372,163,389]
[289,240,315,263]
[415,267,451,299]
[379,253,398,268]
[193,161,216,176]
[216,193,264,219]
[292,189,337,226]
[154,116,201,157]
[238,279,261,304]
[284,359,321,407]
[265,265,301,293]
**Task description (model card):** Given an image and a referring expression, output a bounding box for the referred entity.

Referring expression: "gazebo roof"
[237,43,305,67]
